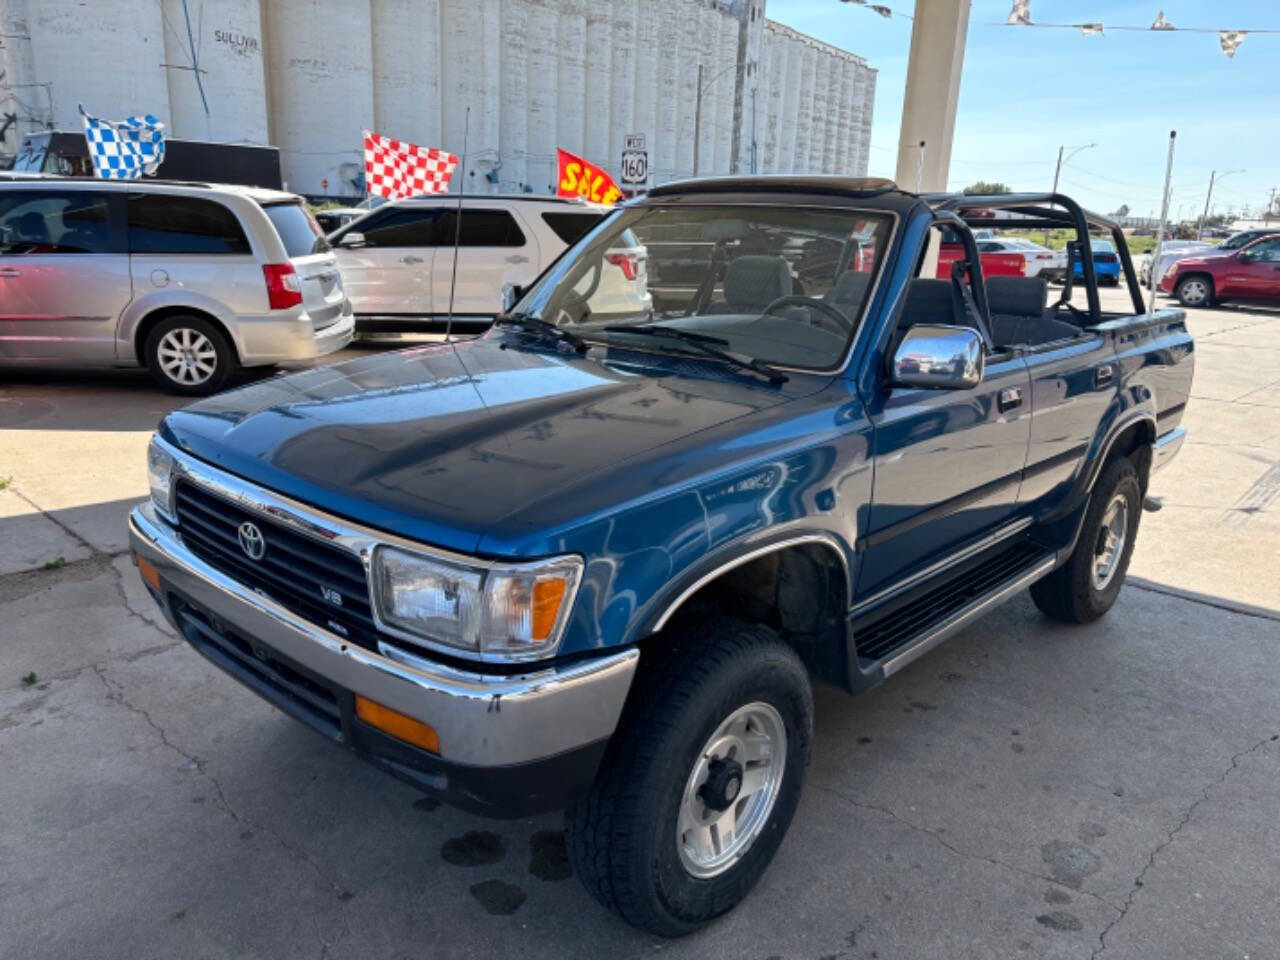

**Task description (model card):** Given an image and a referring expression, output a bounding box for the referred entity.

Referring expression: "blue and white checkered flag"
[79,105,166,179]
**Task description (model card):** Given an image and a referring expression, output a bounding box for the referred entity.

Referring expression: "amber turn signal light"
[355,695,440,755]
[136,554,162,592]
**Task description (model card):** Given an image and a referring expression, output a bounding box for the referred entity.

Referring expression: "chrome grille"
[173,481,378,650]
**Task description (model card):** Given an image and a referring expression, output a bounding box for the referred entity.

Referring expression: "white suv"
[0,177,354,394]
[330,195,650,336]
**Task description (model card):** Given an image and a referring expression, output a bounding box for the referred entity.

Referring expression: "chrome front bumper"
[128,503,637,768]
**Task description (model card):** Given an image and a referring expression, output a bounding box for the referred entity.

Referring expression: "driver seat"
[703,255,793,314]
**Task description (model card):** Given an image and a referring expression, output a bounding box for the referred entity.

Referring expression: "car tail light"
[1018,259,1026,275]
[1036,253,1053,260]
[605,252,640,281]
[263,263,303,309]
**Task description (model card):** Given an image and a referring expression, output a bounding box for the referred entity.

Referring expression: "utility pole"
[1197,169,1243,240]
[1267,187,1278,226]
[693,63,703,177]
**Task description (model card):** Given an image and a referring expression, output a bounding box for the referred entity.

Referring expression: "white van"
[0,176,353,394]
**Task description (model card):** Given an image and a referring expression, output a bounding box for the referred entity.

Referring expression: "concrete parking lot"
[2,294,1277,960]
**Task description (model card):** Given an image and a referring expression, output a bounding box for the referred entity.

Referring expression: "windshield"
[263,201,330,257]
[517,204,893,371]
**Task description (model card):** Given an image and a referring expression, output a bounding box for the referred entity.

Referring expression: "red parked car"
[1161,234,1280,308]
[935,237,1025,279]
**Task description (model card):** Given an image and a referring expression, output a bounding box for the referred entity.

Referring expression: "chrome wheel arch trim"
[648,532,853,635]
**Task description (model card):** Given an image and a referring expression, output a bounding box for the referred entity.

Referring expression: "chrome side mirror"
[338,231,366,248]
[502,282,525,313]
[892,324,984,389]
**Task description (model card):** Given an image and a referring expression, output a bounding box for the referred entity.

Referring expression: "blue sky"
[769,0,1279,220]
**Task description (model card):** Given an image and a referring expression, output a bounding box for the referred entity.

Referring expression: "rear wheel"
[1031,456,1142,623]
[566,618,812,937]
[1175,274,1213,308]
[144,315,238,396]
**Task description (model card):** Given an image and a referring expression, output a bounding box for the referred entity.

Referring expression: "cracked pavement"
[2,298,1279,959]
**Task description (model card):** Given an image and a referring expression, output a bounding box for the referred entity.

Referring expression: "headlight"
[147,437,176,522]
[372,546,583,661]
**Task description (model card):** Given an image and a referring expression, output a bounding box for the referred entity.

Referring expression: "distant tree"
[963,181,1012,195]
[1110,204,1131,218]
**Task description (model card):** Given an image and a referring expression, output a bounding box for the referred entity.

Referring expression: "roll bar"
[922,192,1147,319]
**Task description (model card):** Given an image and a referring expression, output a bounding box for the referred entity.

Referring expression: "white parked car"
[0,177,353,394]
[977,237,1067,279]
[331,195,649,336]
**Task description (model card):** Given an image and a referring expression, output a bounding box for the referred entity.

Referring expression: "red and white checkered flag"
[363,130,458,199]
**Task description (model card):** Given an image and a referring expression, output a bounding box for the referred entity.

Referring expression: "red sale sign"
[556,148,623,206]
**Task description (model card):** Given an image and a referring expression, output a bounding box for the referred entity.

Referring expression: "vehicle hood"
[160,335,818,555]
[1171,250,1234,270]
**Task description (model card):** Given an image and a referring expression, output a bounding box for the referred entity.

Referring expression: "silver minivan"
[0,177,354,394]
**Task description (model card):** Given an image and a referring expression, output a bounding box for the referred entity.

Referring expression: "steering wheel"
[759,294,851,332]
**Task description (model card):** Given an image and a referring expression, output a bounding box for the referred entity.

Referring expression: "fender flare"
[1079,411,1157,495]
[638,529,854,640]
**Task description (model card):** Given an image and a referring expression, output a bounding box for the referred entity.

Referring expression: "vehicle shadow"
[0,494,148,565]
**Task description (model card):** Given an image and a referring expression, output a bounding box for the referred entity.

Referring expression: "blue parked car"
[1074,236,1122,284]
[130,179,1193,936]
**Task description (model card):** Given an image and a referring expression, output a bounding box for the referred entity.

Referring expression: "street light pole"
[1198,167,1239,239]
[692,60,747,178]
[1047,142,1096,244]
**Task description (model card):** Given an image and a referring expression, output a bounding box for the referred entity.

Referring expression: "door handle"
[0,267,20,278]
[505,255,529,264]
[998,386,1022,412]
[400,255,425,265]
[1095,364,1114,387]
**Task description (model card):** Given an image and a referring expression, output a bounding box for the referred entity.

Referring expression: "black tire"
[566,618,813,937]
[1031,456,1142,623]
[1175,274,1214,309]
[143,315,238,396]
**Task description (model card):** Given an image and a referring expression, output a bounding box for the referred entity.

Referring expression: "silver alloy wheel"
[1179,277,1209,305]
[1091,492,1129,591]
[157,327,218,386]
[677,701,787,879]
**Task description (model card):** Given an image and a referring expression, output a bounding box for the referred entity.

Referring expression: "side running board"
[850,539,1057,680]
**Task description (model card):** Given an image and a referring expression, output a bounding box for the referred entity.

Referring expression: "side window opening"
[128,194,250,255]
[0,191,114,255]
[542,211,605,245]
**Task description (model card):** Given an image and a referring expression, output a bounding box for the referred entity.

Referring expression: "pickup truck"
[129,178,1193,936]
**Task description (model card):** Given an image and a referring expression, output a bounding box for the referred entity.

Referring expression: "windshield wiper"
[601,323,788,384]
[493,312,588,353]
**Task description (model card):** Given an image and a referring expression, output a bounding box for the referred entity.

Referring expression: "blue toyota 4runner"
[130,178,1193,936]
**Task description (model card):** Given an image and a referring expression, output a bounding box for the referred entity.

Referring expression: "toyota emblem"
[237,521,266,560]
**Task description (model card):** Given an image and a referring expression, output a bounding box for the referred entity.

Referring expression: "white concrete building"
[0,0,875,196]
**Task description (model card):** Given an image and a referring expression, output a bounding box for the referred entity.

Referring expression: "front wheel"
[1175,275,1213,308]
[566,619,812,937]
[1031,456,1142,623]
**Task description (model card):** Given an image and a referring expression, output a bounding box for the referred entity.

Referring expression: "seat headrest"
[722,255,793,311]
[986,276,1048,318]
[831,269,872,304]
[898,278,955,329]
